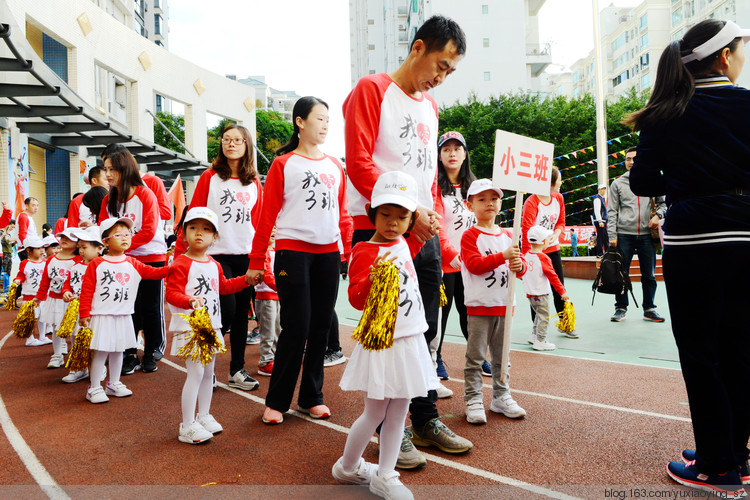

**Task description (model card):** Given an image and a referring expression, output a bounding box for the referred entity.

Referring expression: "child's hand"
[561,292,570,302]
[189,297,205,309]
[449,255,461,270]
[32,298,40,307]
[246,269,263,286]
[369,251,397,282]
[13,279,19,285]
[502,246,520,260]
[1,201,9,212]
[508,257,523,273]
[62,291,74,302]
[79,317,90,327]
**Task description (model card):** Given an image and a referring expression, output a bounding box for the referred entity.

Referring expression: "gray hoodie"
[607,171,666,236]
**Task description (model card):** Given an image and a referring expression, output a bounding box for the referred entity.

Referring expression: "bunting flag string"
[551,131,639,162]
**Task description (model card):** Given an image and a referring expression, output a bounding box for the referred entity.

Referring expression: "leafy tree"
[255,109,294,174]
[438,89,648,225]
[207,118,237,163]
[153,111,185,154]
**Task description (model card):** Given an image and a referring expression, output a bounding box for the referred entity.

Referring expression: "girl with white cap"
[13,235,47,346]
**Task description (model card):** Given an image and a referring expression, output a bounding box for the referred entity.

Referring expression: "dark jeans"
[530,249,565,321]
[352,230,441,429]
[213,254,254,374]
[614,233,657,310]
[129,260,165,358]
[664,244,750,474]
[265,250,339,412]
[438,270,468,358]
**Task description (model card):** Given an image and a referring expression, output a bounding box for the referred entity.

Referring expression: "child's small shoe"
[178,422,212,444]
[527,334,536,344]
[47,353,64,369]
[86,385,109,404]
[38,336,52,345]
[196,414,223,434]
[105,381,132,397]
[62,369,89,383]
[25,337,43,347]
[262,407,284,424]
[332,456,378,485]
[490,394,526,419]
[532,340,556,351]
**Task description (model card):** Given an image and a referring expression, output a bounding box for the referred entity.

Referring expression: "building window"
[483,38,489,48]
[369,70,376,75]
[573,87,580,98]
[484,72,491,81]
[641,73,651,89]
[640,53,650,69]
[640,13,648,30]
[557,85,563,95]
[482,4,488,14]
[672,7,683,26]
[611,32,626,52]
[572,72,578,84]
[640,32,649,49]
[368,44,375,50]
[367,19,374,25]
[154,14,162,36]
[156,95,163,113]
[612,70,629,87]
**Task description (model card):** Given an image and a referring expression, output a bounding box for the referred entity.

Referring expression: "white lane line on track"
[161,357,581,500]
[0,332,70,500]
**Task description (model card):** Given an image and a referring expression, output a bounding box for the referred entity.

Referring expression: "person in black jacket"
[627,19,750,498]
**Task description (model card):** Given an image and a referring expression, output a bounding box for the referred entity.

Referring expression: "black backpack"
[591,247,639,307]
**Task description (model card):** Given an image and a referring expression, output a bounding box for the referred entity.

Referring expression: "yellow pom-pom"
[66,327,93,371]
[56,299,79,338]
[5,282,18,311]
[12,301,36,339]
[175,306,226,366]
[551,301,576,333]
[439,281,448,308]
[351,260,400,351]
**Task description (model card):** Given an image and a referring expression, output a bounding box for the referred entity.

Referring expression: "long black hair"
[82,186,108,223]
[625,19,741,130]
[275,96,329,156]
[437,138,475,199]
[103,148,145,217]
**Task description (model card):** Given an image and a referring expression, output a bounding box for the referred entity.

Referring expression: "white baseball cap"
[182,207,219,231]
[99,217,133,238]
[681,20,750,63]
[21,234,44,250]
[73,226,102,245]
[42,235,59,247]
[527,225,554,244]
[467,179,504,199]
[55,227,79,242]
[598,184,607,190]
[371,171,419,212]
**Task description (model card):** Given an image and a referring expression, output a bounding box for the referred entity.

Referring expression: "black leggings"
[437,270,468,358]
[129,260,165,358]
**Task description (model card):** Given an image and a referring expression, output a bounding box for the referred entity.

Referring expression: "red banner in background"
[559,225,596,245]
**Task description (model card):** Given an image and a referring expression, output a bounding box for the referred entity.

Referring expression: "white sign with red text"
[492,130,554,196]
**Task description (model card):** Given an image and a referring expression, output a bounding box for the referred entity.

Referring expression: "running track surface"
[0,307,698,499]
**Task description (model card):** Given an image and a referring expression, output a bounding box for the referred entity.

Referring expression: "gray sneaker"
[394,428,426,470]
[228,369,259,391]
[323,349,347,367]
[611,308,627,322]
[410,418,473,454]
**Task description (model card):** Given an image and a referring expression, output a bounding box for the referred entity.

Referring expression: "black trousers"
[213,254,254,375]
[530,249,565,321]
[128,260,165,358]
[595,223,610,256]
[265,250,339,412]
[663,243,750,474]
[352,230,441,429]
[327,310,341,352]
[438,270,468,357]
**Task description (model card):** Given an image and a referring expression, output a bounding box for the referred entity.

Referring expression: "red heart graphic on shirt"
[236,192,249,205]
[320,174,335,189]
[115,272,130,286]
[211,278,218,291]
[417,123,430,145]
[58,268,70,280]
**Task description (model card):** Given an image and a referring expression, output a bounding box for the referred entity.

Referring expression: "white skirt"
[170,329,225,357]
[39,297,66,326]
[88,315,137,352]
[340,334,440,400]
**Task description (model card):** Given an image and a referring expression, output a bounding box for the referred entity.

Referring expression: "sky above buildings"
[168,0,642,158]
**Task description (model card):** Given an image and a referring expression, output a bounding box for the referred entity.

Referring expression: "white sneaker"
[435,382,453,399]
[532,340,556,351]
[62,369,89,383]
[369,470,414,500]
[86,385,109,404]
[196,414,223,434]
[105,381,133,397]
[25,337,43,346]
[490,394,526,419]
[47,354,64,369]
[527,334,536,344]
[331,456,378,485]
[38,336,52,345]
[178,422,212,444]
[465,400,486,425]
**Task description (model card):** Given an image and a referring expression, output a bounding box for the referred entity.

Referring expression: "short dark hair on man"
[24,197,37,205]
[626,147,637,154]
[88,166,104,183]
[101,143,128,160]
[411,15,466,56]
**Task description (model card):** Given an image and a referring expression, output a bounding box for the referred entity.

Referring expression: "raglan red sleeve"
[15,259,27,283]
[0,207,12,228]
[78,259,99,318]
[146,174,173,221]
[54,218,67,234]
[164,256,193,309]
[214,258,249,295]
[554,193,566,233]
[263,253,277,292]
[343,76,386,203]
[34,257,53,300]
[248,157,286,270]
[521,195,539,254]
[347,244,377,311]
[334,157,350,246]
[99,195,110,225]
[61,273,73,296]
[434,190,459,265]
[461,228,507,275]
[67,195,82,227]
[175,169,213,257]
[129,256,169,280]
[250,177,264,241]
[540,253,565,295]
[17,213,28,242]
[128,187,159,252]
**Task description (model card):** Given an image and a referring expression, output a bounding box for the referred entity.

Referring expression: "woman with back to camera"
[627,19,750,498]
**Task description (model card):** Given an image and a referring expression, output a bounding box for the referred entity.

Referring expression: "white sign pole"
[500,192,524,384]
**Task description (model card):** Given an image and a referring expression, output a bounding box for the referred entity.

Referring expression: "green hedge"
[560,245,590,257]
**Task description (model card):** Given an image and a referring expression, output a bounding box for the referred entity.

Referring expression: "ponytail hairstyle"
[104,149,144,218]
[625,19,741,131]
[275,96,329,156]
[437,140,476,199]
[213,124,257,186]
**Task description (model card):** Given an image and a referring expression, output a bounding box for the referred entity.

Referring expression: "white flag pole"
[500,192,524,384]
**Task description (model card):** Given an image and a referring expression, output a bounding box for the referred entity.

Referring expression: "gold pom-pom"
[56,299,79,338]
[351,260,400,351]
[439,281,448,308]
[5,282,18,310]
[175,306,226,366]
[551,301,576,333]
[66,327,93,371]
[12,301,37,339]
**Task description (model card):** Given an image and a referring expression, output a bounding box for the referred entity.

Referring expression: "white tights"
[89,350,123,386]
[182,357,216,427]
[342,397,410,476]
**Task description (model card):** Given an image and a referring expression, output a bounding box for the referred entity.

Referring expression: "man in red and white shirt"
[68,166,108,228]
[343,15,472,467]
